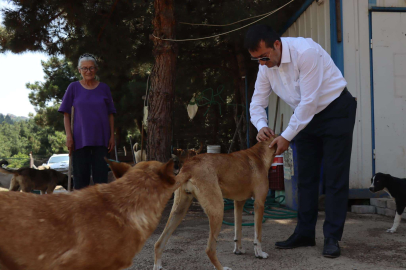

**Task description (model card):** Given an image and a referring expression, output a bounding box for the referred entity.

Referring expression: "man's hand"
[108,136,115,153]
[256,127,275,142]
[269,136,290,155]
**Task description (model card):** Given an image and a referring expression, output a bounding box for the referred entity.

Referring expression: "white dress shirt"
[250,37,347,141]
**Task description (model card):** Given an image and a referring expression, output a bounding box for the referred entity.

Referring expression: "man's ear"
[274,40,281,50]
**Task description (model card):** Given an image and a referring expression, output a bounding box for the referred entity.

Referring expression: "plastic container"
[268,155,284,190]
[283,140,325,211]
[283,141,299,211]
[207,145,221,153]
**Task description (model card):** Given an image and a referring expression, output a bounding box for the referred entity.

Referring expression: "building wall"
[277,0,406,191]
[342,0,373,189]
[343,0,406,189]
[373,0,406,7]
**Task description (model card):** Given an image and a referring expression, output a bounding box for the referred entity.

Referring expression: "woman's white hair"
[78,53,98,68]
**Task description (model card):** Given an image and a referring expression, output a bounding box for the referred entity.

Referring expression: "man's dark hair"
[244,24,281,52]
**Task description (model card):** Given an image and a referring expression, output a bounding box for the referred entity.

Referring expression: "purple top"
[58,81,116,150]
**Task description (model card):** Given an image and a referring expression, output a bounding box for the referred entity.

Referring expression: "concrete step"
[370,198,391,208]
[351,205,376,214]
[385,208,396,217]
[376,206,385,215]
[387,200,396,210]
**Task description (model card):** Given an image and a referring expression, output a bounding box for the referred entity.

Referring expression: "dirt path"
[127,201,406,270]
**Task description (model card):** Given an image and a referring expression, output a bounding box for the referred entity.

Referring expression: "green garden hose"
[222,195,297,226]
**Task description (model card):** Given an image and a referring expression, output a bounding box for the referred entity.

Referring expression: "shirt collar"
[280,38,291,64]
[269,38,291,70]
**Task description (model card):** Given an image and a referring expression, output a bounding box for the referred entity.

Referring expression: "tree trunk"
[147,0,177,162]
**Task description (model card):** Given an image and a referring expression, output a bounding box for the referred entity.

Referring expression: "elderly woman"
[58,53,116,190]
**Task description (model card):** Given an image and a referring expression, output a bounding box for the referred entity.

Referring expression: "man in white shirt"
[245,25,357,258]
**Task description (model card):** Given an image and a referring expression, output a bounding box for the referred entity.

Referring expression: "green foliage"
[48,130,68,154]
[27,57,79,108]
[0,115,63,160]
[7,153,30,168]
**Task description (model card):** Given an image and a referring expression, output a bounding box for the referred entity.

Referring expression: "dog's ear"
[158,160,176,185]
[105,158,132,179]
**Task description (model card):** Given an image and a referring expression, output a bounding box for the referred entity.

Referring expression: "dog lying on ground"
[154,138,276,270]
[370,172,406,233]
[0,159,183,270]
[0,167,70,194]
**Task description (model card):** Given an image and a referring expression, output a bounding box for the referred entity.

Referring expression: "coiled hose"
[222,195,297,226]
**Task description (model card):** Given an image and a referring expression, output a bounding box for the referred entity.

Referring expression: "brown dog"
[0,167,69,194]
[0,159,183,270]
[154,139,276,270]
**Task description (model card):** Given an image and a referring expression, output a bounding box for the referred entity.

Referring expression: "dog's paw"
[386,228,396,233]
[254,248,269,259]
[153,264,165,270]
[222,267,232,270]
[233,246,246,255]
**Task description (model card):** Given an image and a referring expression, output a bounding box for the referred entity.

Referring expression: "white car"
[45,154,70,173]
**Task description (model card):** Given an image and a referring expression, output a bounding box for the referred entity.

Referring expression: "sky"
[0,1,49,117]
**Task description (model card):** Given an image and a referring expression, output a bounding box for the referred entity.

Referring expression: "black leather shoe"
[322,238,340,258]
[275,233,316,249]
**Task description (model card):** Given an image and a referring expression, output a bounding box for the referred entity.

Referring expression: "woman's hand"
[108,136,115,153]
[66,135,74,156]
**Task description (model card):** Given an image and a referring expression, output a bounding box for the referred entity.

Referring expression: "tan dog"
[0,167,69,194]
[0,159,183,270]
[154,139,276,270]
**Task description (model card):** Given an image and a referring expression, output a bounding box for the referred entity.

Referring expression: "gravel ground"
[127,201,406,270]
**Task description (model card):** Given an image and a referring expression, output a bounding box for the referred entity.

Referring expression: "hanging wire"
[151,0,294,42]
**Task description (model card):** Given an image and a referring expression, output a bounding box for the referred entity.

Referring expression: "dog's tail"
[174,170,192,186]
[0,167,19,175]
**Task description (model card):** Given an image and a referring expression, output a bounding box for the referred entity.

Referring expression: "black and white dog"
[0,159,8,168]
[370,172,406,233]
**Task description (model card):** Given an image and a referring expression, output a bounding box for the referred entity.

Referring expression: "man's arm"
[281,47,324,142]
[250,67,273,133]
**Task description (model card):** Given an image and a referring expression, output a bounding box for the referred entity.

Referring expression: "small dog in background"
[0,159,8,168]
[0,167,70,194]
[133,142,147,163]
[370,172,406,233]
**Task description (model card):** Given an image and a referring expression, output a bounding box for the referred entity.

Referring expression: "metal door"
[372,11,406,177]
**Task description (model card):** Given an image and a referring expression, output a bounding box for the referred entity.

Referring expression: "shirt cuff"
[256,120,269,132]
[281,126,297,142]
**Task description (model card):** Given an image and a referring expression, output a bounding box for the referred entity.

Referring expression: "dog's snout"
[369,187,374,192]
